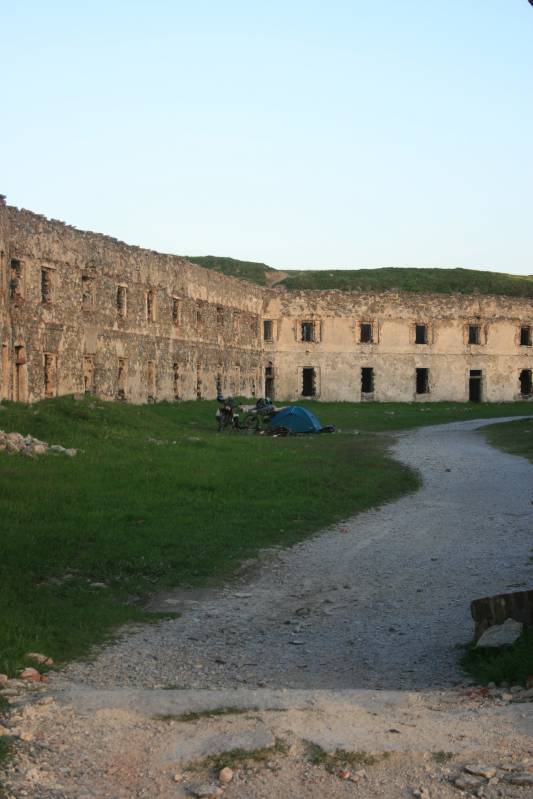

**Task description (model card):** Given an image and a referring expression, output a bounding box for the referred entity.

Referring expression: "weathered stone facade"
[0,197,265,404]
[263,290,533,402]
[1,195,532,404]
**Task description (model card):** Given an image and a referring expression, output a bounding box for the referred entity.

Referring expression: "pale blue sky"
[1,1,532,273]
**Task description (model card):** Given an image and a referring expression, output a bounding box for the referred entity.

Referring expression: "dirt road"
[56,417,533,692]
[2,418,533,798]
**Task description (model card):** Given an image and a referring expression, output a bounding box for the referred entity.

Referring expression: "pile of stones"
[454,762,533,791]
[0,430,77,458]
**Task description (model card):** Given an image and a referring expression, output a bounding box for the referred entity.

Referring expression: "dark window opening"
[14,345,28,402]
[10,259,22,299]
[146,290,154,321]
[147,361,156,401]
[361,367,374,393]
[265,363,274,399]
[520,369,532,397]
[216,305,224,326]
[415,324,427,344]
[82,275,94,309]
[117,286,127,318]
[41,269,52,304]
[416,368,429,394]
[172,298,181,324]
[469,369,482,402]
[117,358,127,400]
[196,363,203,399]
[360,323,373,344]
[173,362,180,400]
[84,356,95,394]
[520,326,531,347]
[468,325,480,345]
[302,367,316,396]
[44,354,57,397]
[301,322,315,342]
[263,320,273,341]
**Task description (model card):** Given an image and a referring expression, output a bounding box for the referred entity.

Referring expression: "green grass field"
[186,256,533,298]
[0,397,531,679]
[461,418,533,686]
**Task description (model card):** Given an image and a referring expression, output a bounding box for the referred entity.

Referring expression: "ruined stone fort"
[1,195,532,405]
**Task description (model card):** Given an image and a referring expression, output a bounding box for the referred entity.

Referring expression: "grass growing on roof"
[185,256,533,299]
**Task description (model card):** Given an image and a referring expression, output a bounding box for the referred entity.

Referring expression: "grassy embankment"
[462,418,533,686]
[0,397,530,679]
[187,256,533,298]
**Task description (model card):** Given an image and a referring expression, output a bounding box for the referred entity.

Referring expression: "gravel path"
[55,417,533,692]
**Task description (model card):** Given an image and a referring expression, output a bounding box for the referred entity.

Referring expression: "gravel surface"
[55,417,533,692]
[4,416,533,799]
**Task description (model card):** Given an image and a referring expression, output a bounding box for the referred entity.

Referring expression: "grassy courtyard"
[462,417,533,686]
[0,397,531,677]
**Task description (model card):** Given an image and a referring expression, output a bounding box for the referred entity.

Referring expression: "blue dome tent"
[268,406,331,434]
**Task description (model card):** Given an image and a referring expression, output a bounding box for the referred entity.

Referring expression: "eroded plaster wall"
[1,198,265,403]
[1,195,532,406]
[263,290,533,402]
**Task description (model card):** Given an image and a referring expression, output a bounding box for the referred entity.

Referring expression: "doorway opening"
[469,369,482,402]
[415,368,429,395]
[520,369,532,397]
[361,367,374,394]
[302,367,316,397]
[265,363,275,399]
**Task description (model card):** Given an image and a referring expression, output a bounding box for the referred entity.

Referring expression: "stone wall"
[263,290,533,402]
[0,198,265,403]
[1,195,532,405]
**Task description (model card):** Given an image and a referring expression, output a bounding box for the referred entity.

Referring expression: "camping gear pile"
[215,397,335,435]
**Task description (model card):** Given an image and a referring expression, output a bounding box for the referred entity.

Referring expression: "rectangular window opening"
[520,369,532,397]
[520,326,531,347]
[1,343,9,400]
[173,362,180,400]
[263,320,273,341]
[14,345,28,402]
[468,325,480,345]
[469,369,482,402]
[216,305,224,326]
[360,323,373,344]
[83,356,95,394]
[117,358,128,400]
[265,363,275,400]
[10,259,22,299]
[44,353,57,397]
[116,286,127,318]
[196,302,204,334]
[361,367,374,394]
[415,324,427,344]
[147,361,156,401]
[301,322,315,343]
[82,275,94,309]
[146,290,154,321]
[172,297,181,325]
[196,363,203,399]
[41,268,52,304]
[302,367,316,397]
[416,367,429,395]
